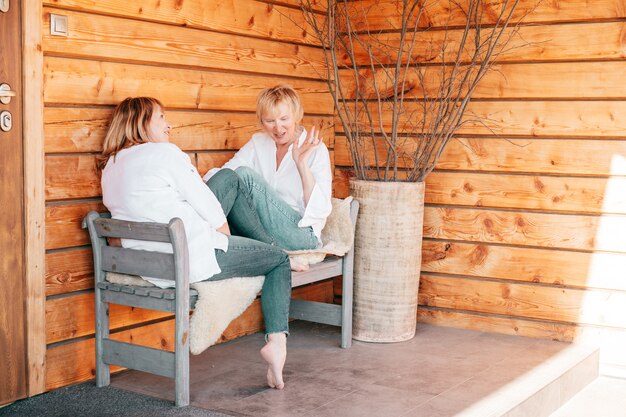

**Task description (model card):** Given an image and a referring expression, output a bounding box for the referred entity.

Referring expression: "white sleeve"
[298,144,333,228]
[163,146,228,229]
[202,139,256,181]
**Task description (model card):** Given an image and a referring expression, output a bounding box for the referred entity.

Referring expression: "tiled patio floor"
[111,320,590,416]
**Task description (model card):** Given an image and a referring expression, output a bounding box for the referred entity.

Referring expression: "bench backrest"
[83,213,189,287]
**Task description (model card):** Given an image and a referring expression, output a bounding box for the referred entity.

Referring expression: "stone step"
[549,375,626,417]
[453,343,599,417]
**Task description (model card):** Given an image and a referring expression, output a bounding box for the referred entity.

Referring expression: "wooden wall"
[40,0,335,391]
[333,0,626,376]
[34,0,626,392]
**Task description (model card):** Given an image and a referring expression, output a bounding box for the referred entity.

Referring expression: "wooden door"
[0,0,27,406]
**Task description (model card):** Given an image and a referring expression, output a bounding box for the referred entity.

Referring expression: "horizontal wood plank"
[339,61,626,100]
[93,217,176,242]
[196,152,237,177]
[334,101,626,138]
[46,153,227,200]
[46,202,106,250]
[418,307,577,342]
[422,240,626,292]
[424,172,626,215]
[46,292,172,344]
[346,21,626,65]
[436,137,626,177]
[419,274,626,328]
[273,0,325,11]
[43,8,325,79]
[45,155,99,201]
[44,57,333,113]
[348,0,626,31]
[335,136,626,176]
[102,339,175,378]
[334,169,626,215]
[44,0,321,45]
[332,168,351,198]
[100,246,175,279]
[45,107,335,153]
[44,107,110,153]
[423,206,626,252]
[46,248,94,296]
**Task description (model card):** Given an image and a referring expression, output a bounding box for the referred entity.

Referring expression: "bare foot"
[260,333,287,390]
[289,258,309,272]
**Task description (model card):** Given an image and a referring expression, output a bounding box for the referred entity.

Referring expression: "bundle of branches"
[299,0,525,182]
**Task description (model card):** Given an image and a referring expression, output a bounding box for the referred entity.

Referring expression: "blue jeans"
[235,166,318,251]
[210,235,291,336]
[206,169,276,245]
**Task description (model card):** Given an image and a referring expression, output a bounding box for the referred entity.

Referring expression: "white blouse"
[102,142,229,288]
[203,129,333,240]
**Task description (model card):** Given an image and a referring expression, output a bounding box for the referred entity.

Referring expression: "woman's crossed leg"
[209,235,291,389]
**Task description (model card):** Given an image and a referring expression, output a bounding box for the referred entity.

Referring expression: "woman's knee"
[234,166,263,185]
[234,166,255,178]
[207,168,238,190]
[270,249,291,274]
[212,168,237,183]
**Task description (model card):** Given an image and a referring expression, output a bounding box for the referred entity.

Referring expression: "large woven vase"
[349,179,425,342]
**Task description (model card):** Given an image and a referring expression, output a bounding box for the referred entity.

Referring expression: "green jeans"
[206,168,276,245]
[235,166,318,251]
[209,235,291,336]
[206,168,291,335]
[207,167,318,250]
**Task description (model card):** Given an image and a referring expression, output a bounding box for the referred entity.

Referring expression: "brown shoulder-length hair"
[96,97,164,172]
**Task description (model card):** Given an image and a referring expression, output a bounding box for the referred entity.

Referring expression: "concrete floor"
[111,320,585,417]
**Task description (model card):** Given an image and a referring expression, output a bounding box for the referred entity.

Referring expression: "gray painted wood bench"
[82,199,358,407]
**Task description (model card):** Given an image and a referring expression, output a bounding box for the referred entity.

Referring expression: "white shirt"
[102,142,228,288]
[203,129,333,240]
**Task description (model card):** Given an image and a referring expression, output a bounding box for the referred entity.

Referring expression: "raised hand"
[292,125,323,167]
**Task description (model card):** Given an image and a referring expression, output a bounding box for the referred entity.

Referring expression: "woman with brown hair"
[98,97,289,389]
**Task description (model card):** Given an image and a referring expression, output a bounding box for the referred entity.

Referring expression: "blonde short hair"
[97,97,163,171]
[256,84,303,125]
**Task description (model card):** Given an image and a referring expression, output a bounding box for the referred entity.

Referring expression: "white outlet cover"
[50,13,68,37]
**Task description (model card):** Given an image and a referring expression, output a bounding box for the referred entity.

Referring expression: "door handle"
[0,83,16,105]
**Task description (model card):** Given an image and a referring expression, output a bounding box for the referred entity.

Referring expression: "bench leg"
[175,300,190,406]
[95,290,110,387]
[341,260,354,349]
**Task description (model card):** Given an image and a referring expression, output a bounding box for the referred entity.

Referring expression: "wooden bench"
[82,199,358,407]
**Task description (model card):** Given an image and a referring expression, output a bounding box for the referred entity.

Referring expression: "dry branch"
[299,0,529,181]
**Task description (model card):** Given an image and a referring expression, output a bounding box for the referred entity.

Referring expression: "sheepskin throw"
[105,273,264,354]
[287,196,355,265]
[105,272,154,286]
[189,276,264,354]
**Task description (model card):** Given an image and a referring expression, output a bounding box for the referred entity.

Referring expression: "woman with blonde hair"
[99,97,289,389]
[204,85,332,260]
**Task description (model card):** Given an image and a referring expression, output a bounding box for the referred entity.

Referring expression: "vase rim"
[349,178,425,186]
